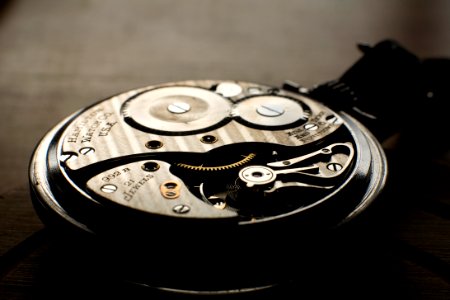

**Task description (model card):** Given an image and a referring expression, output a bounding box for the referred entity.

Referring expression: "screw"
[256,104,285,117]
[215,82,242,97]
[101,184,117,193]
[173,204,190,214]
[79,147,95,155]
[304,123,318,131]
[327,163,343,172]
[247,87,263,95]
[167,102,191,114]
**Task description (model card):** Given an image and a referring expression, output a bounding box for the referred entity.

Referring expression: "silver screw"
[173,204,190,214]
[247,87,263,95]
[101,184,118,193]
[304,123,319,131]
[79,147,95,155]
[327,163,343,172]
[167,102,191,114]
[216,82,242,97]
[257,104,285,117]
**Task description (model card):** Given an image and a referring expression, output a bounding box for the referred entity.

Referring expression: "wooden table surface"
[0,0,449,298]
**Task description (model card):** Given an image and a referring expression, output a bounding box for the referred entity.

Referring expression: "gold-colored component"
[176,153,256,171]
[160,180,181,199]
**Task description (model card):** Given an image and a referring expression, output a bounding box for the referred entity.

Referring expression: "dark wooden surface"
[0,0,449,298]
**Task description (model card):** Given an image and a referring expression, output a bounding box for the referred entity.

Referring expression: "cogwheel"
[176,153,256,171]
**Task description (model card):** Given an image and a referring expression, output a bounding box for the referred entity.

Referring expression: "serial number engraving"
[101,167,131,182]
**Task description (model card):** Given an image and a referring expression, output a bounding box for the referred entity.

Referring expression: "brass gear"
[176,153,256,171]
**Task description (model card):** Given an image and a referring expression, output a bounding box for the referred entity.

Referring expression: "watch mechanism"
[29,80,387,294]
[31,80,386,229]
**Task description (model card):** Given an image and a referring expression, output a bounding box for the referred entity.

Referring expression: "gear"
[176,153,256,171]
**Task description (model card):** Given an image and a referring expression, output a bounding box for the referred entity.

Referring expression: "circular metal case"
[29,80,387,294]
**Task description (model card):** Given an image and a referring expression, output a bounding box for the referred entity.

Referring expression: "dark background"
[0,0,449,298]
